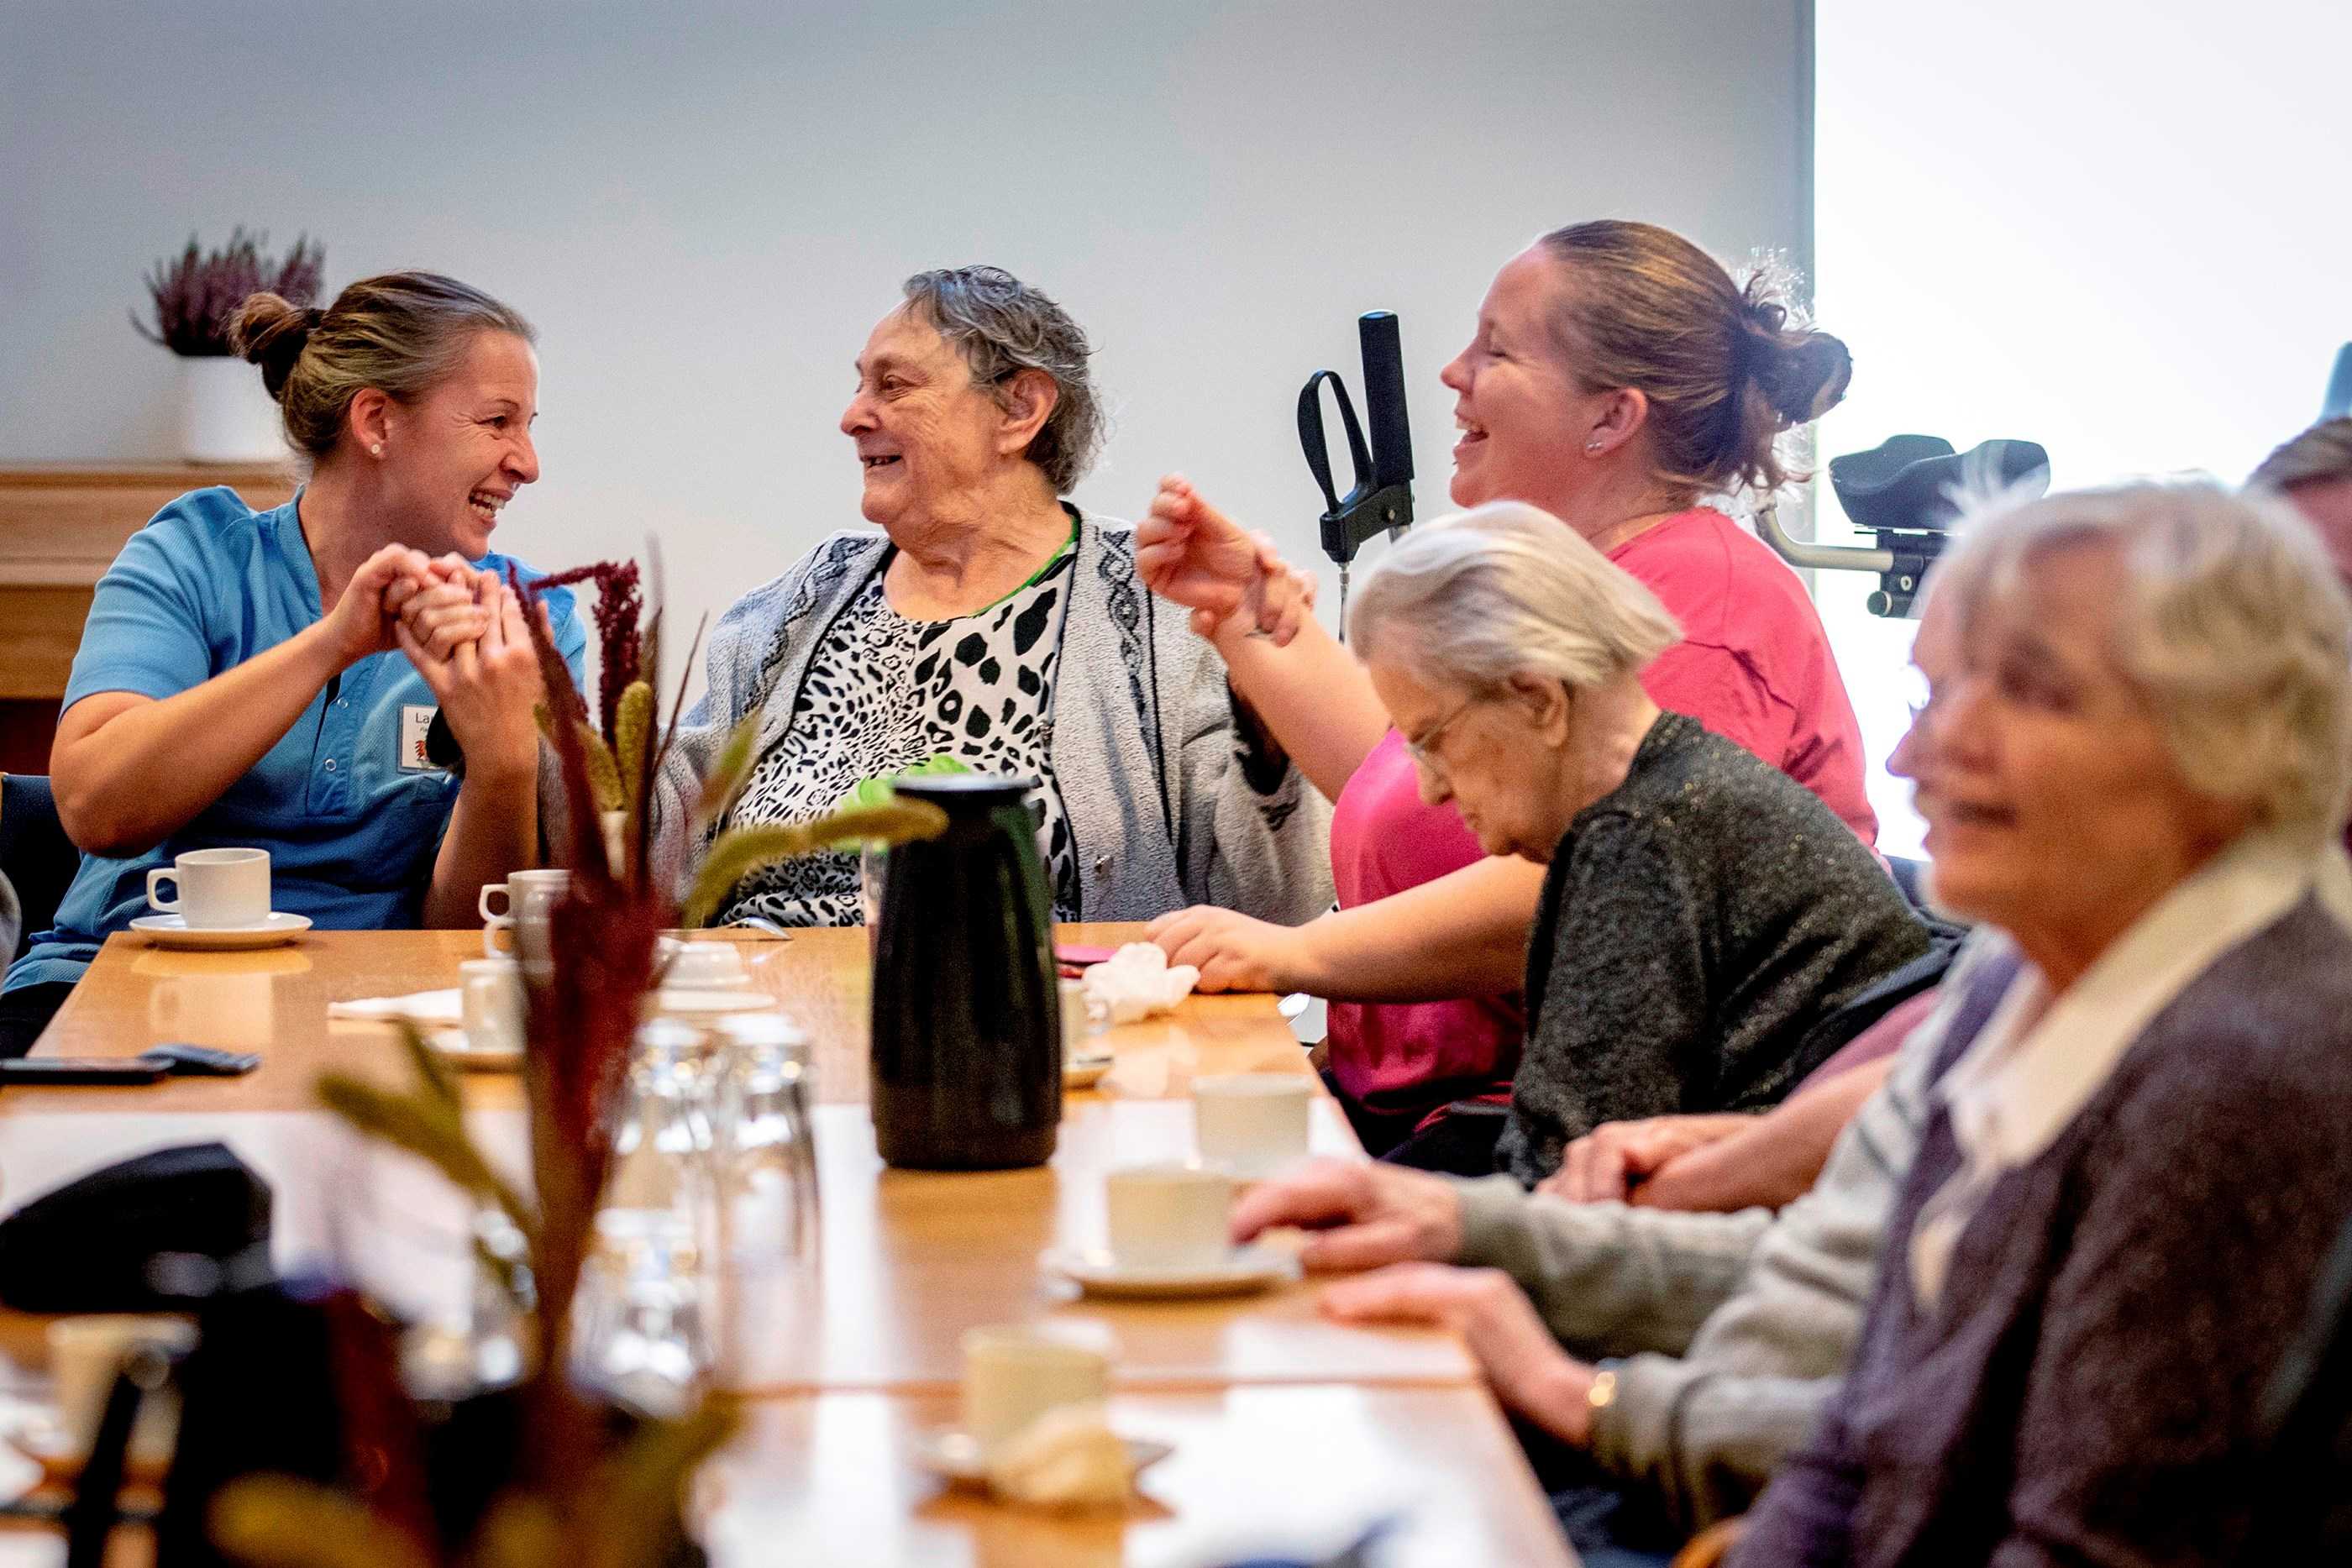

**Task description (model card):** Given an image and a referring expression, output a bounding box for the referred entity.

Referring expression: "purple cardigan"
[1732,893,2352,1567]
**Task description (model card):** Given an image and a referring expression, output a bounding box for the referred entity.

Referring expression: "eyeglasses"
[1404,695,1485,780]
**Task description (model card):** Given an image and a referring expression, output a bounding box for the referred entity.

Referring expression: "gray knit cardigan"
[649,516,1332,926]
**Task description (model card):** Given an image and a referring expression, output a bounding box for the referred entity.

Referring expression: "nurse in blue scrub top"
[0,271,586,1056]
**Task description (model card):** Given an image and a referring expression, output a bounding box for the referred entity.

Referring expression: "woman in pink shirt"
[1142,220,1877,1162]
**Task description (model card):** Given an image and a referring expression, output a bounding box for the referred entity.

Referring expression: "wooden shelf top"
[0,459,299,487]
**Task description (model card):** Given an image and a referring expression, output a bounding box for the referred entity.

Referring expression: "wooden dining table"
[0,923,1575,1566]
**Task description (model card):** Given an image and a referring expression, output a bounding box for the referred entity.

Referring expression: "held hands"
[318,544,435,668]
[391,557,544,779]
[1147,904,1310,994]
[1138,475,1317,646]
[1536,1113,1760,1205]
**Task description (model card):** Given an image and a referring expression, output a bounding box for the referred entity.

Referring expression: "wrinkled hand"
[1137,474,1315,646]
[318,544,433,669]
[1147,904,1307,994]
[1536,1113,1759,1205]
[1320,1262,1595,1445]
[395,580,543,779]
[1228,1156,1462,1272]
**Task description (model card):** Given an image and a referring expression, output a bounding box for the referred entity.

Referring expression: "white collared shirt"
[1909,832,2352,1306]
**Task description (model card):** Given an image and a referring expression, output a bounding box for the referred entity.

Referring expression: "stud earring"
[370,443,383,457]
[1584,439,1604,454]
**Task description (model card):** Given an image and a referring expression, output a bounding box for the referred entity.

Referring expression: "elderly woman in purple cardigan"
[1730,482,2352,1567]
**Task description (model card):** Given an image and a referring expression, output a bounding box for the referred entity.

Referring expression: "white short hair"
[1347,502,1682,695]
[1932,480,2352,843]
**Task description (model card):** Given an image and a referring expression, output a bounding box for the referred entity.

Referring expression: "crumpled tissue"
[1081,943,1200,1024]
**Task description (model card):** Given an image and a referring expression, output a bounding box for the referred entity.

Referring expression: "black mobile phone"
[0,1057,170,1086]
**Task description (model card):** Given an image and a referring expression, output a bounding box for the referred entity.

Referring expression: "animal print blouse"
[717,551,1078,926]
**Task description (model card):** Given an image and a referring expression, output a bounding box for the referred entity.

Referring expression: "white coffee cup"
[960,1325,1110,1455]
[663,940,748,989]
[48,1314,198,1466]
[1058,978,1105,1054]
[145,847,270,930]
[479,868,571,962]
[1105,1161,1236,1269]
[1193,1073,1315,1176]
[459,957,525,1055]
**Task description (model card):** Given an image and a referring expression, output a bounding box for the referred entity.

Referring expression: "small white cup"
[145,847,270,930]
[1105,1162,1236,1269]
[664,940,748,989]
[48,1314,197,1466]
[459,957,525,1055]
[1193,1073,1315,1176]
[1058,978,1105,1055]
[479,868,571,961]
[960,1325,1110,1455]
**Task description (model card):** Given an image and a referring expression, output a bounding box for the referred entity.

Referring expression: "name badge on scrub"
[400,705,440,772]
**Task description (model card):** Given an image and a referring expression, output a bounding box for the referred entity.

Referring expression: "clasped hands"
[325,543,545,779]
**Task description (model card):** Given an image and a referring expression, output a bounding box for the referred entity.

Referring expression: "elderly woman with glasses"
[1730,482,2352,1567]
[1343,504,1925,1185]
[649,266,1329,927]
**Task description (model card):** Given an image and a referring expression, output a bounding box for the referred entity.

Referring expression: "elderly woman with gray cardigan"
[651,266,1329,926]
[1340,504,1927,1183]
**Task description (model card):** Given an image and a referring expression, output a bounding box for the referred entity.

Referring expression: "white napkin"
[1080,943,1199,1024]
[327,989,462,1025]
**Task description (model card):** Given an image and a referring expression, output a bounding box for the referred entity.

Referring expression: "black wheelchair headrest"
[1830,435,2050,537]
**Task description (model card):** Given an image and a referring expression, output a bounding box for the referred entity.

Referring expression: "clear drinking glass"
[710,1018,819,1268]
[572,1020,722,1417]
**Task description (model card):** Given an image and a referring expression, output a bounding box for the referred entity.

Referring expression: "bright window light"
[1810,0,2352,855]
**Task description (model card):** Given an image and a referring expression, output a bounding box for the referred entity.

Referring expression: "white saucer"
[1041,1244,1299,1300]
[645,989,772,1016]
[1063,1051,1115,1089]
[427,1027,522,1071]
[129,912,312,951]
[912,1427,1173,1489]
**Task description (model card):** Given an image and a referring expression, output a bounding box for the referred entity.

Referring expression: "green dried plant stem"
[578,724,624,815]
[613,680,654,812]
[680,800,948,927]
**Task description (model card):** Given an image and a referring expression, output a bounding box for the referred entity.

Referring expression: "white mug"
[145,847,270,930]
[960,1325,1110,1455]
[459,957,525,1055]
[1105,1162,1235,1269]
[1193,1073,1315,1177]
[479,868,571,962]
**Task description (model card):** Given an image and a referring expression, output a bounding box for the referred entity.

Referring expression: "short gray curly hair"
[901,265,1105,493]
[1933,480,2352,845]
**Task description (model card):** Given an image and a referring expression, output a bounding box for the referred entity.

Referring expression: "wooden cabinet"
[0,463,297,772]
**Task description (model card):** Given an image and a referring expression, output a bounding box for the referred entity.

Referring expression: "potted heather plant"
[132,228,323,464]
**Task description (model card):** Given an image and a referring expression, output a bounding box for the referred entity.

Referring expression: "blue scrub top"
[5,487,586,990]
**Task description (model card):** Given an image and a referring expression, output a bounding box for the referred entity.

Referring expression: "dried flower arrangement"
[132,228,324,356]
[208,559,944,1567]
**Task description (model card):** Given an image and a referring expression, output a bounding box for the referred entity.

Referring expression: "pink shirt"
[1324,507,1878,1122]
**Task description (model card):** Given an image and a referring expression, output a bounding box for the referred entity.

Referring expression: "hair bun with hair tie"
[1746,310,1852,427]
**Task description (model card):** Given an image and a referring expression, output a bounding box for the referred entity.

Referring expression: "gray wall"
[2,0,1804,679]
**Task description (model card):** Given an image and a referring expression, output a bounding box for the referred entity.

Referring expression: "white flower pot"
[178,354,286,464]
